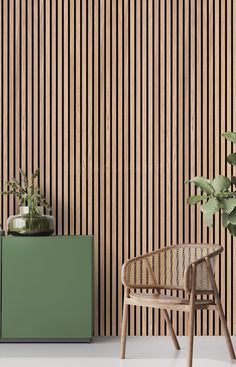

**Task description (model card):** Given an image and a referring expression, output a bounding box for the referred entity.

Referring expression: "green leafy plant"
[1,169,51,215]
[186,132,236,236]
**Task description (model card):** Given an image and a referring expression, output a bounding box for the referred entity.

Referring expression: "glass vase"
[7,206,55,236]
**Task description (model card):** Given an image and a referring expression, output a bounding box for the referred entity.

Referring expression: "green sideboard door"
[1,236,93,340]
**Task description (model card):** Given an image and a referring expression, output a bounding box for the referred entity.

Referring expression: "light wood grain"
[82,0,87,235]
[111,0,117,336]
[9,0,14,215]
[93,0,99,336]
[57,0,63,235]
[214,0,220,338]
[3,0,8,230]
[99,0,105,336]
[69,0,75,235]
[129,0,135,337]
[105,0,111,336]
[88,0,93,236]
[63,0,69,235]
[45,0,51,221]
[117,0,123,336]
[51,0,57,230]
[135,0,141,337]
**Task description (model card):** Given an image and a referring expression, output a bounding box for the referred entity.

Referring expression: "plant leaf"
[221,198,236,214]
[203,212,214,227]
[1,191,14,195]
[188,176,214,195]
[31,168,40,179]
[227,153,236,166]
[222,131,236,144]
[222,212,229,228]
[231,176,236,186]
[227,223,236,236]
[187,195,208,205]
[228,208,236,225]
[201,197,220,214]
[211,175,231,194]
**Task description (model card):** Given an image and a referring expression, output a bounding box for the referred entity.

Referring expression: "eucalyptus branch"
[1,169,51,213]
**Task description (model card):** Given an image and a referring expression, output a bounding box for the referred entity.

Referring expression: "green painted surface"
[1,236,93,339]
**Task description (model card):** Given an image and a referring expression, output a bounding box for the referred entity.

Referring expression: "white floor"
[0,336,235,367]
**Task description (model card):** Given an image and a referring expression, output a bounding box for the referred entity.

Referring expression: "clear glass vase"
[7,206,55,236]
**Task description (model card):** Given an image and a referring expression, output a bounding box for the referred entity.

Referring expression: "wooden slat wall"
[0,0,236,336]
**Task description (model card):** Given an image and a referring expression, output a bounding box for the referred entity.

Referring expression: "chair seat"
[129,292,214,306]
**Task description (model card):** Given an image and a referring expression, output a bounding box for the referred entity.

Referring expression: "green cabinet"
[0,235,93,341]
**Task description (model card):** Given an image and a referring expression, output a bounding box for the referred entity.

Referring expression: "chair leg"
[205,257,236,360]
[216,299,236,359]
[163,309,180,350]
[187,299,195,367]
[120,289,129,359]
[187,265,196,367]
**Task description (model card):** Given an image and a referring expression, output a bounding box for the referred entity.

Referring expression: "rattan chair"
[120,243,235,367]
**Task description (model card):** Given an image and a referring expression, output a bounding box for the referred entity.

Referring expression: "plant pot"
[7,206,55,236]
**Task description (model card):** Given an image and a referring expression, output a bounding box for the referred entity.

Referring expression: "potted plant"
[1,169,54,236]
[186,132,236,236]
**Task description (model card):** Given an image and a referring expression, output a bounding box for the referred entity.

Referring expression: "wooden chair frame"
[120,243,235,367]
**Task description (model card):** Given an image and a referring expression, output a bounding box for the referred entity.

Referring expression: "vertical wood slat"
[45,0,50,219]
[117,0,123,337]
[33,0,38,175]
[171,0,177,335]
[141,0,147,336]
[63,0,68,235]
[9,0,14,216]
[233,0,236,337]
[0,0,235,337]
[105,0,111,336]
[226,0,232,335]
[195,0,202,338]
[51,0,57,234]
[93,0,99,337]
[214,0,220,337]
[99,0,105,336]
[160,0,165,336]
[111,0,117,336]
[135,0,141,337]
[202,0,208,336]
[129,0,135,337]
[177,0,184,336]
[69,0,75,235]
[75,0,81,236]
[147,0,153,336]
[3,0,8,230]
[208,0,214,336]
[57,0,62,235]
[153,0,160,337]
[39,0,44,209]
[220,0,226,338]
[82,0,87,235]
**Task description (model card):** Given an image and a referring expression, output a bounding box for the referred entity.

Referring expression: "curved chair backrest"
[122,243,222,294]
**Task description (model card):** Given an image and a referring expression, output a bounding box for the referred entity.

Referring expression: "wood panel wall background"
[0,0,236,336]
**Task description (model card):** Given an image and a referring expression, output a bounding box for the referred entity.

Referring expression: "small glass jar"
[7,206,55,236]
